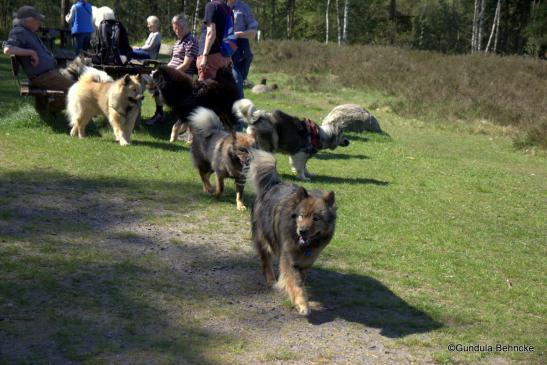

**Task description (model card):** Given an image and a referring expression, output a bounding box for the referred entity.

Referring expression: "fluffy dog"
[248,150,337,315]
[150,65,240,142]
[60,56,112,82]
[234,99,350,181]
[189,107,255,210]
[66,73,143,146]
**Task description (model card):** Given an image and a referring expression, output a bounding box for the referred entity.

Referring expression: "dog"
[248,149,337,315]
[60,56,112,83]
[251,78,278,94]
[233,99,350,181]
[150,65,240,143]
[66,72,143,146]
[189,107,256,210]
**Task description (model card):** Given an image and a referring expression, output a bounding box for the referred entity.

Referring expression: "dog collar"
[304,119,322,150]
[304,248,313,257]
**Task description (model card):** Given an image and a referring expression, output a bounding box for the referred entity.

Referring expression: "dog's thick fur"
[66,72,143,146]
[60,56,112,83]
[189,107,255,210]
[234,99,350,181]
[248,150,337,315]
[151,65,240,142]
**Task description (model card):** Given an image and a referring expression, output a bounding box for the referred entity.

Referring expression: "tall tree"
[326,0,331,44]
[336,0,341,45]
[485,0,502,53]
[286,0,295,39]
[192,0,200,34]
[342,0,349,44]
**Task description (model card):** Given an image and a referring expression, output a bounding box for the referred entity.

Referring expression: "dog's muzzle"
[340,138,350,147]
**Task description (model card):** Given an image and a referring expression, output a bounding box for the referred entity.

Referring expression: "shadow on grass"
[143,110,180,141]
[281,173,390,186]
[0,169,224,364]
[307,269,442,338]
[132,139,188,152]
[315,152,370,160]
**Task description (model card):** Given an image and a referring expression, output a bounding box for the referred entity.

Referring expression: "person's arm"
[202,23,216,65]
[65,5,76,24]
[176,55,194,73]
[140,32,159,52]
[235,5,258,39]
[3,45,39,66]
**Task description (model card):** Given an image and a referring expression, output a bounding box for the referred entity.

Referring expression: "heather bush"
[253,41,547,148]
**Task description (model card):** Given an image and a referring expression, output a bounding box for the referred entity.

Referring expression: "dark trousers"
[73,32,92,55]
[231,40,253,99]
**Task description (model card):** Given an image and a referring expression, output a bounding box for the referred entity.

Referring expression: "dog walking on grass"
[248,150,337,315]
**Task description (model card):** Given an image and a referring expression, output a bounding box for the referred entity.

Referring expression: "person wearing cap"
[231,0,258,98]
[3,6,74,92]
[65,0,95,55]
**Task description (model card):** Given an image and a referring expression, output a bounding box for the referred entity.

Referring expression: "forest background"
[0,0,545,57]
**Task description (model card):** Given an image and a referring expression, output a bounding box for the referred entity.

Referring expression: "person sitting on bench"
[3,6,74,92]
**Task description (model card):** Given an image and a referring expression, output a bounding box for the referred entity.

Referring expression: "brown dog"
[248,150,337,315]
[66,73,143,146]
[189,107,256,210]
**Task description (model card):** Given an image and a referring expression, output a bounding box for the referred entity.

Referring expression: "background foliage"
[0,0,545,56]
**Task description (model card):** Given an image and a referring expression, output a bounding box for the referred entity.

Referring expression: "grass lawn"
[0,54,545,364]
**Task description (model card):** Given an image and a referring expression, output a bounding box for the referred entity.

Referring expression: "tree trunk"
[193,0,201,34]
[342,0,349,44]
[485,0,502,53]
[271,0,276,39]
[286,0,295,40]
[325,0,330,44]
[477,0,485,52]
[472,0,478,52]
[389,0,396,21]
[336,0,341,45]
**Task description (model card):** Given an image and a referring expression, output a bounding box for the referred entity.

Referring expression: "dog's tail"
[189,107,224,139]
[79,66,113,83]
[233,98,258,125]
[248,149,281,196]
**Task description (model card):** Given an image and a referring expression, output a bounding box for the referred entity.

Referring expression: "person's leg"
[82,33,92,52]
[131,49,152,60]
[73,33,84,55]
[31,69,75,93]
[231,49,245,98]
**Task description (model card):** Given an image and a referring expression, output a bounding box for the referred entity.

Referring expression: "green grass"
[0,54,546,364]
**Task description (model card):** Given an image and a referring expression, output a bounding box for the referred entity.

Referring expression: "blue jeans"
[231,40,253,99]
[73,32,92,55]
[131,49,152,60]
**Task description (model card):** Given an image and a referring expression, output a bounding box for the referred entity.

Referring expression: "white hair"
[172,13,188,28]
[147,15,160,27]
[92,6,116,28]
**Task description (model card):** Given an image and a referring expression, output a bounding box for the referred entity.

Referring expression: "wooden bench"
[10,56,66,113]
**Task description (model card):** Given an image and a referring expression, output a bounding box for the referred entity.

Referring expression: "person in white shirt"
[132,15,161,59]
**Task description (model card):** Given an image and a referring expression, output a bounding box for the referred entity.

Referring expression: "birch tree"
[325,0,331,44]
[485,0,502,53]
[342,0,349,44]
[192,0,200,34]
[336,0,341,45]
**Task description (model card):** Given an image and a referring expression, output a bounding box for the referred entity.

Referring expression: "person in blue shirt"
[65,0,94,55]
[231,0,258,98]
[4,6,74,92]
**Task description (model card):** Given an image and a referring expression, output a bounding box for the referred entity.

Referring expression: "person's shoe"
[145,112,164,126]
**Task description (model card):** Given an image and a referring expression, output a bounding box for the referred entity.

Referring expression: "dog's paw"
[118,140,130,146]
[236,203,247,211]
[297,174,311,182]
[296,304,310,316]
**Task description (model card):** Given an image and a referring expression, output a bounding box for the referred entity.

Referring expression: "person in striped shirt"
[147,13,198,125]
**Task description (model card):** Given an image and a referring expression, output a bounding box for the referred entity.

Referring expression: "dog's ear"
[122,74,131,85]
[295,186,309,201]
[323,191,335,207]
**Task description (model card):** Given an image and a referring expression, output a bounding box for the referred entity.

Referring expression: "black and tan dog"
[189,107,255,210]
[151,65,240,142]
[248,150,337,315]
[234,99,349,181]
